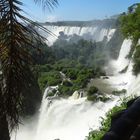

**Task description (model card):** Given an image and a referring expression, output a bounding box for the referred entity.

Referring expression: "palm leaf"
[34,0,58,11]
[0,0,58,131]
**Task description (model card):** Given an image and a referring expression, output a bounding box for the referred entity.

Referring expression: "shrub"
[58,85,73,96]
[88,86,99,96]
[47,92,55,97]
[112,89,127,95]
[86,96,138,140]
[38,71,62,90]
[98,96,110,102]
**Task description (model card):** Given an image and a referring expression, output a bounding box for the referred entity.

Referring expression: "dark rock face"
[102,97,140,140]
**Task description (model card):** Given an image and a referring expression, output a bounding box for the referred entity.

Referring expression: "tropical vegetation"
[120,3,140,75]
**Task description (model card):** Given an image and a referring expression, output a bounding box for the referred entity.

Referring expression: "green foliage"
[63,80,73,87]
[99,96,110,102]
[120,3,140,75]
[38,71,62,90]
[87,86,99,102]
[87,101,127,140]
[58,85,73,96]
[36,64,53,72]
[87,96,138,140]
[58,67,96,96]
[74,74,89,88]
[63,68,78,80]
[87,86,99,96]
[36,59,104,96]
[112,89,127,95]
[120,4,140,41]
[87,95,110,102]
[87,86,110,102]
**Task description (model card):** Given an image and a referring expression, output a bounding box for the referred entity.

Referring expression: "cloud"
[45,15,60,22]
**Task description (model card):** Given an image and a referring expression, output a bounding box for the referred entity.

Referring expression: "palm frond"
[0,0,56,131]
[34,0,58,11]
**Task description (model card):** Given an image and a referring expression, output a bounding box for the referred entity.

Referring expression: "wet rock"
[102,76,109,79]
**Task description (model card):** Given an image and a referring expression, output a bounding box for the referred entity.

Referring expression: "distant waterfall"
[40,25,116,45]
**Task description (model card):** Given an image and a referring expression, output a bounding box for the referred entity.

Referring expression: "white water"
[11,38,140,140]
[35,93,119,140]
[11,91,120,140]
[41,25,116,45]
[107,39,132,75]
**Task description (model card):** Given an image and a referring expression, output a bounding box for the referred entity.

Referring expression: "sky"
[22,0,140,22]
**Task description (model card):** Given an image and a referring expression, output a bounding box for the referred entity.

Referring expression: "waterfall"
[11,37,140,140]
[115,39,132,70]
[35,92,120,140]
[107,39,132,75]
[106,39,136,91]
[40,25,116,45]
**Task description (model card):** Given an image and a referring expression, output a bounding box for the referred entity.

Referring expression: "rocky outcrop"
[102,97,140,140]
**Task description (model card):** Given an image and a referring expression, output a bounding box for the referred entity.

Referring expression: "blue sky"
[22,0,140,22]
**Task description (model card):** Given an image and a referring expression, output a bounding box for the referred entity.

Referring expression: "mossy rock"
[112,89,127,95]
[88,86,99,96]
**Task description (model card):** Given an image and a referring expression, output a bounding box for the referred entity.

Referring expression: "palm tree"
[0,0,58,139]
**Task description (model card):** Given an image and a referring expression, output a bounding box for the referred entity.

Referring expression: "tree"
[0,0,58,139]
[120,3,140,42]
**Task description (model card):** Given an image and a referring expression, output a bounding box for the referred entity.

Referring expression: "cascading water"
[34,86,122,140]
[106,39,134,88]
[11,88,120,140]
[40,25,116,46]
[107,39,132,75]
[114,39,132,71]
[11,37,139,140]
